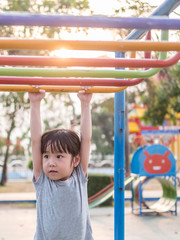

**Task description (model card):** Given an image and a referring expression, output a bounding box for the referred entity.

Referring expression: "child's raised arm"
[77,92,92,175]
[29,92,45,180]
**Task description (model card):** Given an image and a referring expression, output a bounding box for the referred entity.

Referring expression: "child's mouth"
[49,170,57,173]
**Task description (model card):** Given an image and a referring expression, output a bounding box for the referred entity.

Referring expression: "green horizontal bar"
[0,66,161,78]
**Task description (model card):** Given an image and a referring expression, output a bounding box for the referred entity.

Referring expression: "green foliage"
[141,65,180,126]
[0,0,90,53]
[115,0,155,38]
[92,98,114,156]
[130,64,180,126]
[164,65,180,113]
[1,0,89,13]
[27,159,33,170]
[4,0,32,11]
[140,79,169,125]
[12,138,25,156]
[116,0,154,16]
[0,92,30,136]
[1,92,29,111]
[88,174,114,206]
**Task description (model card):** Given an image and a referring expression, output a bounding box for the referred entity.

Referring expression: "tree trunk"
[68,95,78,130]
[0,114,15,186]
[0,144,10,185]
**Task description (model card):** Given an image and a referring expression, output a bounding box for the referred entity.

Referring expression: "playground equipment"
[88,144,178,215]
[0,0,180,239]
[131,144,177,215]
[129,105,180,162]
[88,175,137,209]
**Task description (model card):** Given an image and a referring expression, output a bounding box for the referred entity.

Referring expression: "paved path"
[0,201,180,240]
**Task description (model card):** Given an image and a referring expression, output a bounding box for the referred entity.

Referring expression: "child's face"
[42,146,80,181]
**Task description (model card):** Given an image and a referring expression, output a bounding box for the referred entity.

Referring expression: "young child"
[29,91,94,240]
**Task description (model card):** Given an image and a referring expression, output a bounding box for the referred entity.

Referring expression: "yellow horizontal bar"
[0,39,180,51]
[0,85,126,93]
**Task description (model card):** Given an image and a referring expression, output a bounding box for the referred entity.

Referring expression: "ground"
[0,181,35,193]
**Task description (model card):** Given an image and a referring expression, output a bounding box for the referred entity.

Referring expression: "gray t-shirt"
[33,164,94,240]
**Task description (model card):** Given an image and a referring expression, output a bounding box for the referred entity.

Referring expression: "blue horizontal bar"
[0,200,36,203]
[137,210,176,214]
[142,130,180,135]
[0,12,180,30]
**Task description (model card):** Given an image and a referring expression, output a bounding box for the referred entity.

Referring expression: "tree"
[114,0,155,39]
[91,98,114,159]
[0,92,29,185]
[136,64,180,126]
[12,138,25,156]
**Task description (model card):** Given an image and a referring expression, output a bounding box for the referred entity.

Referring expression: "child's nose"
[49,157,56,166]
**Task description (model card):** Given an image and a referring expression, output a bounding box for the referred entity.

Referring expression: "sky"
[89,0,179,17]
[89,0,162,15]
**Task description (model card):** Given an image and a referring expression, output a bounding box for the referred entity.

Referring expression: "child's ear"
[73,155,80,167]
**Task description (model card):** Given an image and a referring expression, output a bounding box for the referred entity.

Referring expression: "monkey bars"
[0,31,178,92]
[0,45,168,80]
[0,30,174,92]
[0,31,172,85]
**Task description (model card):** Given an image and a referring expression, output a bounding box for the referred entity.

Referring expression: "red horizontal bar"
[0,52,179,68]
[0,76,144,87]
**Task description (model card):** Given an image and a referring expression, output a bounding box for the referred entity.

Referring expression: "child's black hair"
[41,129,81,158]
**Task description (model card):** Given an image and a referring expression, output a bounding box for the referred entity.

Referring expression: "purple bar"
[0,12,180,29]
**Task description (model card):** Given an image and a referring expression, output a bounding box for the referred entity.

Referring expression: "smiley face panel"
[143,150,171,175]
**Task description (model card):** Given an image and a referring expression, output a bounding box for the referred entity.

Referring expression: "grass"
[0,178,163,194]
[0,181,35,193]
[0,202,36,208]
[0,181,35,208]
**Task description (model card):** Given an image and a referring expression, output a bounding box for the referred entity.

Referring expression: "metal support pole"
[114,90,125,240]
[114,51,125,239]
[114,1,179,239]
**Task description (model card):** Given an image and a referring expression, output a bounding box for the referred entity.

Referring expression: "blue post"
[114,52,125,240]
[114,1,179,239]
[139,180,142,216]
[114,90,125,240]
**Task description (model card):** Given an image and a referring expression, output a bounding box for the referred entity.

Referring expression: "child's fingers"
[78,86,91,93]
[32,85,40,89]
[39,89,46,93]
[31,85,46,93]
[78,90,85,93]
[81,86,91,90]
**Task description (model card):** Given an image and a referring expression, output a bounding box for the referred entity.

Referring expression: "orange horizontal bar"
[0,39,180,51]
[0,85,126,93]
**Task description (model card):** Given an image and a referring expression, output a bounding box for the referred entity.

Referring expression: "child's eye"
[57,155,63,159]
[43,154,49,159]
